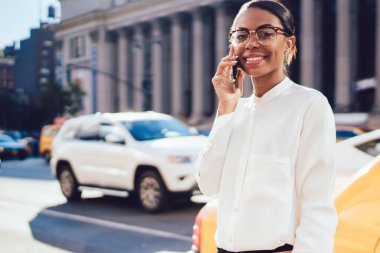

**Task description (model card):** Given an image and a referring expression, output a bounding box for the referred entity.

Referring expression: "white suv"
[50,111,207,212]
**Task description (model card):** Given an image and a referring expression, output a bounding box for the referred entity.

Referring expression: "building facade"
[54,0,380,124]
[15,24,55,97]
[0,46,18,91]
[0,58,15,91]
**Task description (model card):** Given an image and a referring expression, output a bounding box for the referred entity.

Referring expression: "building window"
[41,50,49,56]
[40,77,48,84]
[43,40,53,47]
[40,68,50,75]
[69,35,86,59]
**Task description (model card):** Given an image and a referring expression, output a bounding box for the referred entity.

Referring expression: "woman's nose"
[245,34,260,49]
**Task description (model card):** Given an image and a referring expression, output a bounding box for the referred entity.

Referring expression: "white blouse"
[195,77,337,253]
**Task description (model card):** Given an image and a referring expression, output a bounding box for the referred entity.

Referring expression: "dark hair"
[231,0,297,67]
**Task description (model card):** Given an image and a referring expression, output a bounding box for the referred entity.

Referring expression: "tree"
[0,82,85,131]
[0,90,18,129]
[62,82,86,116]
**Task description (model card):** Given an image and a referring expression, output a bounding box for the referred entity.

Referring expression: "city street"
[0,157,202,253]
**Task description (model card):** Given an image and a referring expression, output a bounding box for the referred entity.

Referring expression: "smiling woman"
[195,1,337,253]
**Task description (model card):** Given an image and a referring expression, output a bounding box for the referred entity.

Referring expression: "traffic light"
[66,64,71,83]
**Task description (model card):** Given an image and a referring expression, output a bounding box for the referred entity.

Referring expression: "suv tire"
[58,165,81,201]
[137,171,168,213]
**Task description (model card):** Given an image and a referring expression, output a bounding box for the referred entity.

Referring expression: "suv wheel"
[137,171,168,213]
[58,165,81,201]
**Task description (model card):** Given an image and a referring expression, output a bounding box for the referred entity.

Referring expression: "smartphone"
[231,56,240,89]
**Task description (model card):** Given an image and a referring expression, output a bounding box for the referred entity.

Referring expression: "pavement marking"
[1,199,192,243]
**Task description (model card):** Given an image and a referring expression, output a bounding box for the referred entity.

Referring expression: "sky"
[0,0,61,49]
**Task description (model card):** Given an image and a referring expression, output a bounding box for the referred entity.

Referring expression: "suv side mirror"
[105,134,125,145]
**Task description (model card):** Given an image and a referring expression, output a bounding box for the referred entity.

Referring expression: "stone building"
[54,0,380,124]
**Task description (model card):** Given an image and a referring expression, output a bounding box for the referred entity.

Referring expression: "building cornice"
[106,0,223,30]
[53,0,227,37]
[52,10,107,38]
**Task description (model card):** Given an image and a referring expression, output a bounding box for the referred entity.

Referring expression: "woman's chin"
[243,68,268,78]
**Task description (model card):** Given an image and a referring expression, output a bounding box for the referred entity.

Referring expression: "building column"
[62,38,70,86]
[215,2,233,69]
[97,26,115,113]
[171,15,183,117]
[117,28,129,112]
[151,20,163,113]
[55,40,64,86]
[376,0,380,110]
[214,3,229,115]
[335,0,355,111]
[132,25,144,111]
[300,0,321,89]
[214,3,236,111]
[190,9,205,124]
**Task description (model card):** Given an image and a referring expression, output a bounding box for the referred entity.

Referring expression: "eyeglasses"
[229,26,291,47]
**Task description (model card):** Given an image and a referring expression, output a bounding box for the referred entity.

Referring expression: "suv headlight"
[167,155,192,164]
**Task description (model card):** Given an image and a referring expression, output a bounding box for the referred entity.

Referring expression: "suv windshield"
[121,119,194,141]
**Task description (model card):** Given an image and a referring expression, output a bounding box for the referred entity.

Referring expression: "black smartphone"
[231,58,240,89]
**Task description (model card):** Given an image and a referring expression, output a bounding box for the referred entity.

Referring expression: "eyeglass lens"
[231,27,278,47]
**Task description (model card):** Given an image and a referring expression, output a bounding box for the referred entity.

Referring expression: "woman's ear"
[284,36,297,66]
[286,36,296,52]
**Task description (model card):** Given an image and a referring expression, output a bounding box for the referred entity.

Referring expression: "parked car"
[335,128,380,178]
[50,111,207,212]
[0,134,28,160]
[191,155,380,253]
[39,124,61,162]
[0,130,28,154]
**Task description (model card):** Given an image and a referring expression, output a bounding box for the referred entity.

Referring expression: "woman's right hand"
[212,46,244,115]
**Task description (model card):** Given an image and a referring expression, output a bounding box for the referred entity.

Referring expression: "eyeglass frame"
[228,25,293,47]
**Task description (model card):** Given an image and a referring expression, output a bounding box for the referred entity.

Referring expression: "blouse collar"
[251,76,292,103]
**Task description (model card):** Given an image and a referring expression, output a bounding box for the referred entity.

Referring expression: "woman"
[195,1,337,253]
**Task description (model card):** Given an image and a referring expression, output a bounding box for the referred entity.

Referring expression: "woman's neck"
[251,70,286,98]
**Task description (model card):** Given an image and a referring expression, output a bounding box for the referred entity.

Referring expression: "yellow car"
[39,124,60,162]
[191,156,380,253]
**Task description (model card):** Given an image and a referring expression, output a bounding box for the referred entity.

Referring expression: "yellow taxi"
[39,124,61,162]
[191,156,380,253]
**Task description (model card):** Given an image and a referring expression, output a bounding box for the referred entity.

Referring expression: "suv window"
[75,123,99,141]
[121,119,193,141]
[98,122,124,141]
[356,138,380,157]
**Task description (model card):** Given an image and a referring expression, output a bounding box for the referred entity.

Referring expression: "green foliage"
[62,82,86,116]
[0,82,85,131]
[0,90,18,129]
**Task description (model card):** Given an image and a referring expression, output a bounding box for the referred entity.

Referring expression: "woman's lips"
[243,56,266,67]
